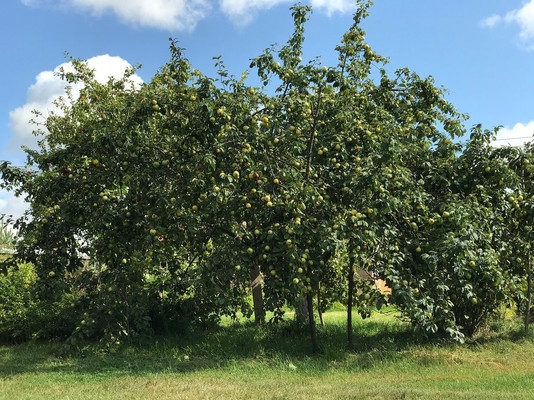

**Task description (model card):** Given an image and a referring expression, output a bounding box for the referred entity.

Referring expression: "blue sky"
[1,0,534,220]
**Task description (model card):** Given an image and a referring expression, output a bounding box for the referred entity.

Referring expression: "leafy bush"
[0,259,82,343]
[0,262,36,342]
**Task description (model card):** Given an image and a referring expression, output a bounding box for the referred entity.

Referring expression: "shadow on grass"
[1,311,531,379]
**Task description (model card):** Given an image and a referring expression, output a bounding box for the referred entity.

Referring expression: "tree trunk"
[526,252,532,335]
[295,297,309,324]
[347,254,355,351]
[317,282,325,327]
[249,265,265,324]
[307,292,319,353]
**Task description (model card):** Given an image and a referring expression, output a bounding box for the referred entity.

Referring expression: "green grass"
[1,310,534,399]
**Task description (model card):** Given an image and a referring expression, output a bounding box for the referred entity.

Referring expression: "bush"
[0,260,81,343]
[0,262,36,343]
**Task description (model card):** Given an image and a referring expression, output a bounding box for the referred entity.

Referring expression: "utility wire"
[493,135,534,142]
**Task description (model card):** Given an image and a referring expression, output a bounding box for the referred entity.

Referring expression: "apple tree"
[493,142,534,333]
[1,48,270,342]
[382,123,523,340]
[1,0,521,349]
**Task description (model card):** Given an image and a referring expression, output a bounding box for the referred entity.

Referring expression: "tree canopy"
[1,1,533,351]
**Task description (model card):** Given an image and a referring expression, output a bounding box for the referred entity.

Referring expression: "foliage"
[384,125,518,339]
[0,262,36,342]
[0,0,531,349]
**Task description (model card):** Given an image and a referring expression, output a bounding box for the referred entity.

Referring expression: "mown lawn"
[1,310,534,399]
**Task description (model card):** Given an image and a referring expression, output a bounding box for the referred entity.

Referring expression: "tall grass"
[1,309,534,399]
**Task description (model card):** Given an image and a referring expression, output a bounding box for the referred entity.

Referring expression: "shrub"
[0,262,36,342]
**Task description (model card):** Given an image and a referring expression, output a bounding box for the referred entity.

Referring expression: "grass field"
[1,310,534,399]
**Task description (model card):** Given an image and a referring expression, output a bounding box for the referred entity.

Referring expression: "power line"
[493,135,534,142]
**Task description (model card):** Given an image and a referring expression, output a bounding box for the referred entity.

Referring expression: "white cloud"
[57,0,210,31]
[82,54,144,87]
[218,0,290,25]
[480,14,502,29]
[505,0,534,41]
[482,1,534,48]
[6,69,65,160]
[219,0,356,23]
[492,120,534,147]
[5,55,142,160]
[0,189,28,223]
[309,0,357,16]
[3,55,142,220]
[23,0,356,31]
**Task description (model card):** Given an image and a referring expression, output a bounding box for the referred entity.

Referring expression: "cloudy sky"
[1,0,534,220]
